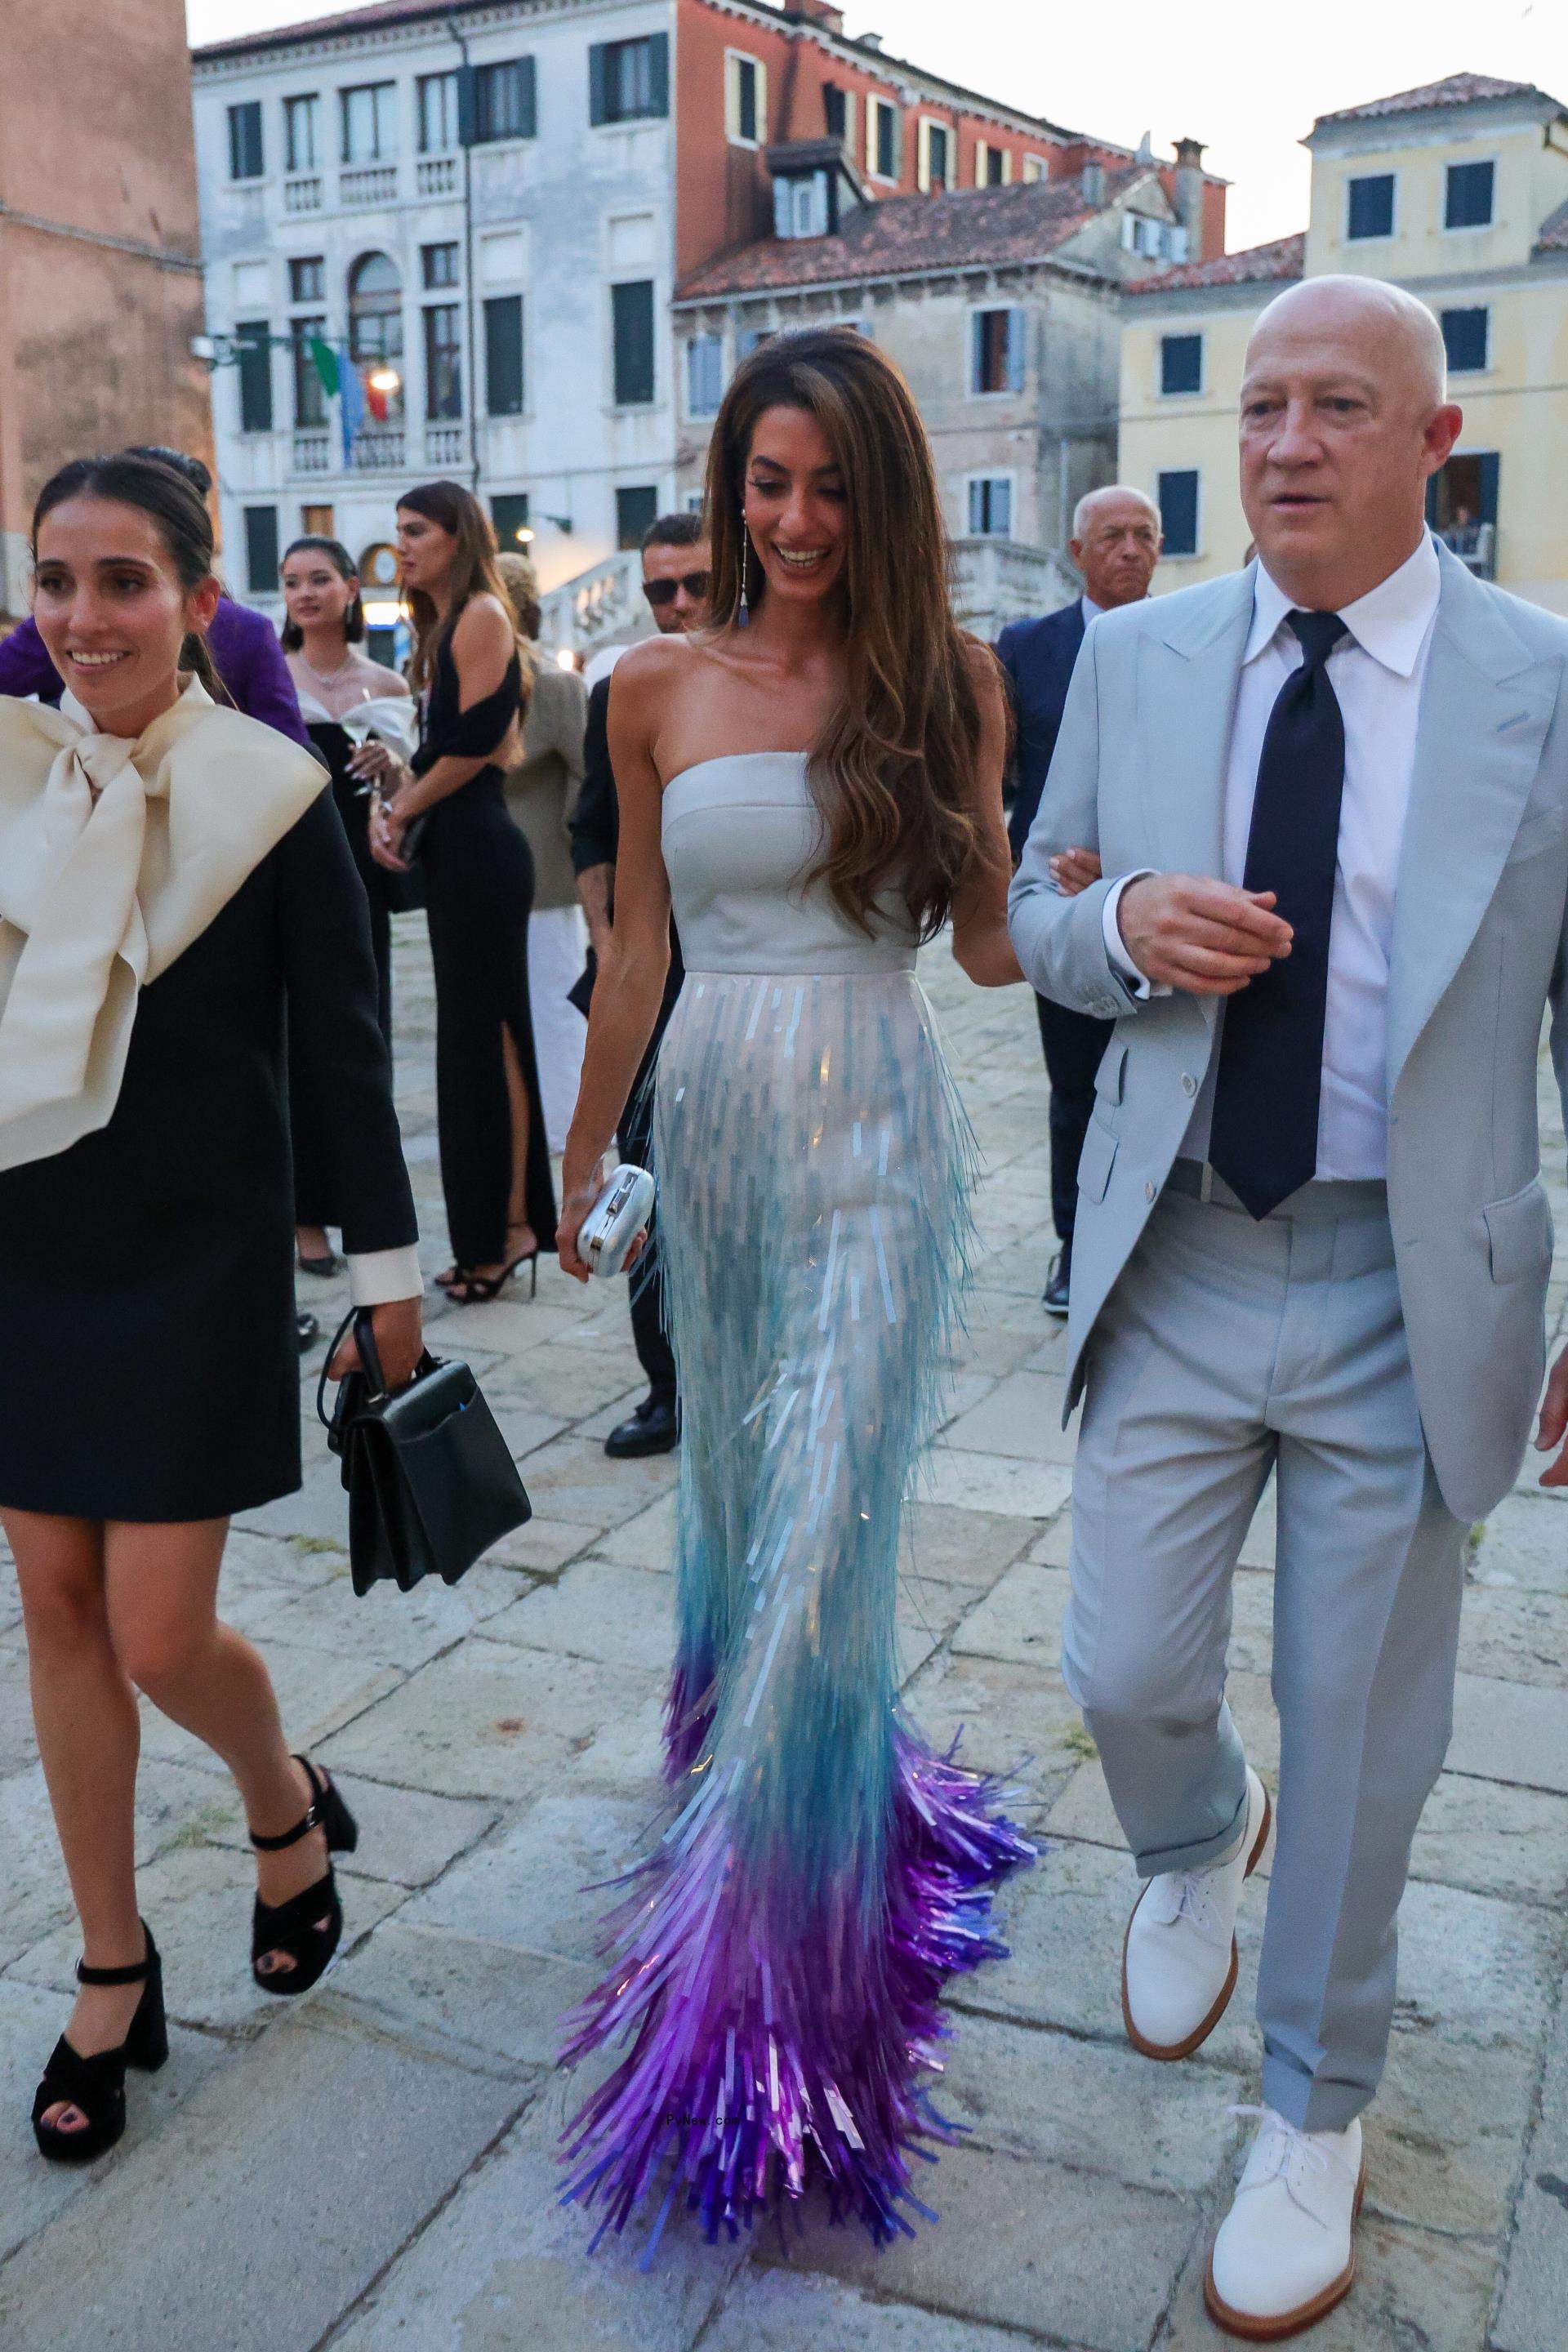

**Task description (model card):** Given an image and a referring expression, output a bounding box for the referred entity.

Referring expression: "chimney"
[859,30,884,50]
[1080,159,1106,207]
[1173,136,1206,251]
[786,0,846,26]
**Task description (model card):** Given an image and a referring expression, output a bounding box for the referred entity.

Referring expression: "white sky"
[185,0,1568,251]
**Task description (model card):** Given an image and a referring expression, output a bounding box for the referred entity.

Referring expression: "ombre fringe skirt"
[560,968,1033,2253]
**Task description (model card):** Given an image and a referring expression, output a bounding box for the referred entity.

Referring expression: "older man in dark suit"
[997,486,1162,1311]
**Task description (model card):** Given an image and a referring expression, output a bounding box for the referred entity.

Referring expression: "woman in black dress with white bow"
[0,453,422,2165]
[357,479,555,1303]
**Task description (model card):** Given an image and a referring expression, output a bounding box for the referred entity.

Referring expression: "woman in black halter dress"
[359,483,555,1299]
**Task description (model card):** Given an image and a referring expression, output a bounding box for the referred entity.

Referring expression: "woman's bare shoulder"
[358,653,410,697]
[452,592,514,647]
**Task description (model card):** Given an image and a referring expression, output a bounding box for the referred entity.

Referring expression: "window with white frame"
[341,82,399,164]
[823,82,857,155]
[975,140,1009,188]
[1445,159,1494,230]
[918,118,952,194]
[867,96,899,183]
[775,172,828,239]
[1122,212,1187,263]
[1345,172,1394,241]
[726,51,766,147]
[969,306,1023,395]
[417,71,458,154]
[1022,154,1048,184]
[687,333,724,416]
[967,475,1013,536]
[1159,332,1203,396]
[283,94,320,174]
[1441,306,1490,374]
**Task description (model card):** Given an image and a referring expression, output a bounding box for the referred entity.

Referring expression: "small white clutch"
[578,1164,655,1278]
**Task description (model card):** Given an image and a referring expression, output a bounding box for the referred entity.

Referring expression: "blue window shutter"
[457,64,476,147]
[519,56,537,138]
[647,32,669,118]
[1477,451,1500,526]
[969,312,983,394]
[1005,308,1024,393]
[589,43,608,127]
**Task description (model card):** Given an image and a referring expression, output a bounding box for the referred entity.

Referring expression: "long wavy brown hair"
[397,479,525,710]
[703,327,988,941]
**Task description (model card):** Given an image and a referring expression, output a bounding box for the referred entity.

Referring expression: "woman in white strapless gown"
[557,329,1031,2252]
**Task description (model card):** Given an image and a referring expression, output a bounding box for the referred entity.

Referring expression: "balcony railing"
[283,175,323,214]
[424,425,466,466]
[353,428,406,471]
[341,164,399,207]
[416,156,459,196]
[293,431,332,474]
[537,550,646,657]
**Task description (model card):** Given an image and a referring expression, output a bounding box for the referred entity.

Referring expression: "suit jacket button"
[1144,1180,1156,1201]
[1182,1073,1197,1096]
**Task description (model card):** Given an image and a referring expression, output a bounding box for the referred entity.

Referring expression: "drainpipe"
[446,18,481,491]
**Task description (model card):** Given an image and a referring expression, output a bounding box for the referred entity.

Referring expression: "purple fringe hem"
[558,1731,1035,2259]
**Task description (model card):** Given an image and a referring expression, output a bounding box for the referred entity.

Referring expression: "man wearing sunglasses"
[570,511,711,1457]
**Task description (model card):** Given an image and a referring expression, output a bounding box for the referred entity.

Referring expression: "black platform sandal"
[32,1922,168,2165]
[249,1756,359,1998]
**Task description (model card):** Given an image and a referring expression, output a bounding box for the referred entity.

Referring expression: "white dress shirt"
[1105,532,1441,1180]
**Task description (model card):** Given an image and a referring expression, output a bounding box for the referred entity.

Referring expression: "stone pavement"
[1,917,1566,2352]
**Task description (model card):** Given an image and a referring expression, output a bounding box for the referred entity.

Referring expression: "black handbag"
[317,1309,532,1597]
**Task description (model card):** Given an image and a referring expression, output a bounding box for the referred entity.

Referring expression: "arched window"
[348,252,403,364]
[348,252,403,419]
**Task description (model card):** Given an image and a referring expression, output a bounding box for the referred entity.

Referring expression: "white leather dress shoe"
[1205,2107,1365,2340]
[1121,1765,1271,2060]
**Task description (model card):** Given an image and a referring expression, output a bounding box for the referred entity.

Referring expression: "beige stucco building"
[1117,74,1568,613]
[0,0,212,622]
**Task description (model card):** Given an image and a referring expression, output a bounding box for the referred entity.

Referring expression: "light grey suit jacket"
[1008,541,1568,1521]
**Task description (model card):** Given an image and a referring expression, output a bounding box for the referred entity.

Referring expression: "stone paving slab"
[1493,1982,1568,2352]
[0,2009,528,2352]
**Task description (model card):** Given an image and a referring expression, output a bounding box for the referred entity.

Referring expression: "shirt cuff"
[347,1245,424,1307]
[1101,871,1172,1000]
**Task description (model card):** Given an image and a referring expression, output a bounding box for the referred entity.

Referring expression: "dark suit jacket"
[997,598,1088,866]
[0,598,311,748]
[568,671,684,1027]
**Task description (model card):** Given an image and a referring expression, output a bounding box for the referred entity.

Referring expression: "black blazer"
[997,599,1088,866]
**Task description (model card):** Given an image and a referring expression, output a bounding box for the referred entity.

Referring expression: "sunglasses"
[643,572,711,607]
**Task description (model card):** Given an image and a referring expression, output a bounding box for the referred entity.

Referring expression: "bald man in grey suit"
[1010,277,1568,2340]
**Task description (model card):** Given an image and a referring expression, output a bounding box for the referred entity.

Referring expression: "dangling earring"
[737,506,751,629]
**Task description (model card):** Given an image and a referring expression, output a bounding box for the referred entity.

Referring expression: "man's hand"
[1049,848,1102,898]
[1117,873,1293,996]
[1534,1345,1568,1485]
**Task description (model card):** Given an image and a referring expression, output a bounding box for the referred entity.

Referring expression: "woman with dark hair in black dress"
[356,479,555,1303]
[0,453,422,2164]
[278,534,413,1276]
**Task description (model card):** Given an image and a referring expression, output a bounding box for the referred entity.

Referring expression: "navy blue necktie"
[1209,609,1348,1219]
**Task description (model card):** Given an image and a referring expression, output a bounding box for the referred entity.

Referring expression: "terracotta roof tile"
[1314,74,1560,127]
[194,0,446,53]
[1123,232,1304,296]
[675,170,1153,300]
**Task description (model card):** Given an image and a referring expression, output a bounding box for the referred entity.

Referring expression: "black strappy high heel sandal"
[446,1249,540,1307]
[32,1922,168,2165]
[249,1756,358,1998]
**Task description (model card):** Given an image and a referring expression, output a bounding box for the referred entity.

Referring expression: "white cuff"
[347,1245,424,1307]
[1102,871,1171,1000]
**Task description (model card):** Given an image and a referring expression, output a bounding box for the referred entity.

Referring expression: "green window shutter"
[236,321,273,432]
[588,43,608,127]
[646,31,669,117]
[485,295,524,416]
[519,56,537,137]
[243,506,279,595]
[612,280,655,406]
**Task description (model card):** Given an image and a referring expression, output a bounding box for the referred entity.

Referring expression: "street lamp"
[368,366,402,397]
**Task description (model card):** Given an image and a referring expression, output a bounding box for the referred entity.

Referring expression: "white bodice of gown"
[661,752,918,977]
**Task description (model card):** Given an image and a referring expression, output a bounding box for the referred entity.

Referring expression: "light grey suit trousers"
[1067,1172,1465,2130]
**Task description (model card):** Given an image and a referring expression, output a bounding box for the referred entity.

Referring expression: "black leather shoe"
[605,1396,679,1458]
[1043,1249,1071,1317]
[296,1310,320,1352]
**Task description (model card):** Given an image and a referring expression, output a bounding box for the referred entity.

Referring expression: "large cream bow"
[0,681,324,1172]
